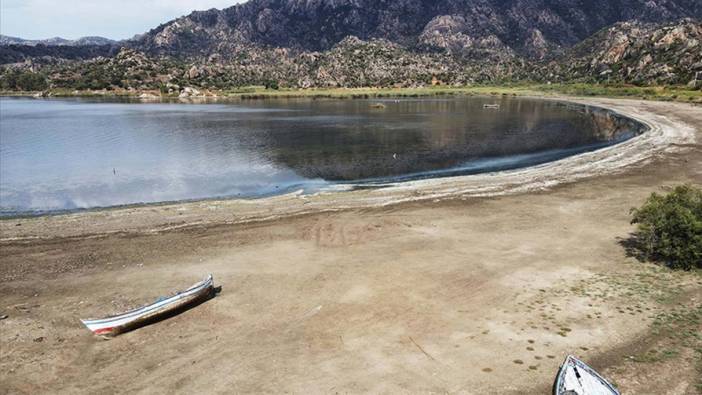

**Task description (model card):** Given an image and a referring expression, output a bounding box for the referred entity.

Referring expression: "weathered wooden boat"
[81,275,215,337]
[483,104,500,109]
[554,355,620,395]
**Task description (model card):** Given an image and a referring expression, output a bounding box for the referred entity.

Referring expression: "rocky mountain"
[0,35,116,47]
[0,44,118,65]
[544,19,702,84]
[0,0,700,90]
[130,0,701,60]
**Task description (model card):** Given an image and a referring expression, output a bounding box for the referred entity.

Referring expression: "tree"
[19,72,49,91]
[0,69,48,91]
[264,79,279,90]
[630,184,702,270]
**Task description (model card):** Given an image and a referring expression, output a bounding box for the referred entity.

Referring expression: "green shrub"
[630,185,702,269]
[264,79,279,90]
[0,69,48,91]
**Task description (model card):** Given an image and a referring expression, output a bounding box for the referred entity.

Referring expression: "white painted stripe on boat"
[80,275,213,329]
[82,279,210,325]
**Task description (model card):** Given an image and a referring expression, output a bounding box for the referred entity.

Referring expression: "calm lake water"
[0,96,644,215]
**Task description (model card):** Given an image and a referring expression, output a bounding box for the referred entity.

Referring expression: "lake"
[0,96,644,215]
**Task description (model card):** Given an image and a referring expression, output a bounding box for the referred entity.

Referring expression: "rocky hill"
[0,44,118,65]
[0,35,116,47]
[545,19,702,85]
[0,1,700,91]
[129,0,701,60]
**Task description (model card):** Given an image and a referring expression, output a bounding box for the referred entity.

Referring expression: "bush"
[264,79,279,90]
[0,69,48,91]
[630,184,702,269]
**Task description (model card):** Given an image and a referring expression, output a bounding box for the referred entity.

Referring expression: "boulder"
[188,66,200,79]
[179,86,202,98]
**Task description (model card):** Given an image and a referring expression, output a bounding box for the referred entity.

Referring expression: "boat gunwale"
[80,275,213,326]
[553,355,620,395]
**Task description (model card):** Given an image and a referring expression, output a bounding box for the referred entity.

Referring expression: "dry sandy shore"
[1,97,701,394]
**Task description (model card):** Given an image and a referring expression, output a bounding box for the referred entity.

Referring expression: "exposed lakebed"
[0,96,645,215]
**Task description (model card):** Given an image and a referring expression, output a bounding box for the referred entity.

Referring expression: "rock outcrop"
[543,19,702,84]
[0,1,700,90]
[127,0,701,60]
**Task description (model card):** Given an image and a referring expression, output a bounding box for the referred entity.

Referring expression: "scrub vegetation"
[4,83,701,104]
[629,184,702,270]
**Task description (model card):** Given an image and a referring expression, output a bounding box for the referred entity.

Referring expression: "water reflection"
[0,96,644,215]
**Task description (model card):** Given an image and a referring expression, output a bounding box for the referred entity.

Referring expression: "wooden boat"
[81,275,215,337]
[483,104,500,109]
[554,355,620,395]
[370,103,387,109]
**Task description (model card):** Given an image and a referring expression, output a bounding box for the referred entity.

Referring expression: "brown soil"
[1,97,701,394]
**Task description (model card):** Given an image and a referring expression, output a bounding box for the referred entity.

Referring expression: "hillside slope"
[546,19,702,84]
[0,1,700,90]
[0,35,116,47]
[130,0,701,60]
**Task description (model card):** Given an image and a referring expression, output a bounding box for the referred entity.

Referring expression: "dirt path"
[1,98,701,394]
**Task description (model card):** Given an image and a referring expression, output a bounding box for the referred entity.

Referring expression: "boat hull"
[553,355,619,395]
[81,275,215,337]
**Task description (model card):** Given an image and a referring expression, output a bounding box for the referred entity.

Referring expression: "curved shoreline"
[2,96,701,394]
[0,96,643,219]
[0,96,696,241]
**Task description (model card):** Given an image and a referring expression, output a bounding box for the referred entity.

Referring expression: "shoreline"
[0,96,646,221]
[2,83,702,103]
[1,95,696,241]
[1,94,701,393]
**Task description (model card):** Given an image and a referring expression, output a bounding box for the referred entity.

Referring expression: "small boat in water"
[483,104,500,109]
[554,355,620,395]
[81,275,215,337]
